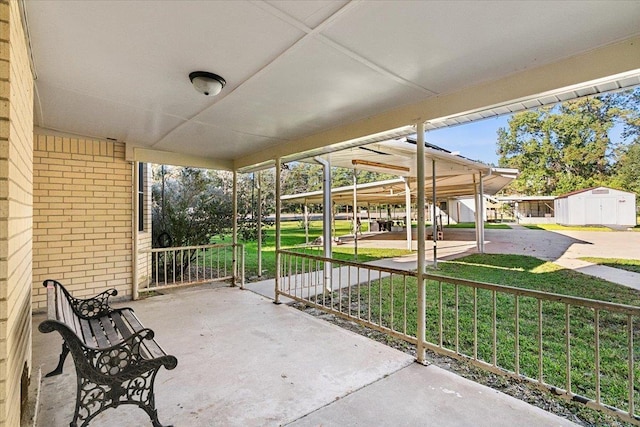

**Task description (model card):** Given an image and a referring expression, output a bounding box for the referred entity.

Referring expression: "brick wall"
[0,0,34,425]
[32,136,134,309]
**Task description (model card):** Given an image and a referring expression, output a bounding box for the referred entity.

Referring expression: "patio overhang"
[23,1,640,171]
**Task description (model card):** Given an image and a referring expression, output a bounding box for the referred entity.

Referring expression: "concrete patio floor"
[31,284,578,427]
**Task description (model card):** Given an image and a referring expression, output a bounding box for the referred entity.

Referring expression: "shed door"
[584,197,618,225]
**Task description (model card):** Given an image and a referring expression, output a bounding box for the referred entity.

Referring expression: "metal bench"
[38,279,178,427]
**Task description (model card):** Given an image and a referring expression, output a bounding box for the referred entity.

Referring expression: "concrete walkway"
[336,227,640,290]
[31,285,577,427]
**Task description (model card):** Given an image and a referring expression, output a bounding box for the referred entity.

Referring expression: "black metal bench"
[38,279,178,427]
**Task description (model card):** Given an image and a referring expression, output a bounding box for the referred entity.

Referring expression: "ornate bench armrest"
[89,329,177,377]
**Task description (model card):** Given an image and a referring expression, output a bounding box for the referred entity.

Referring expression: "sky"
[423,112,629,167]
[424,115,511,166]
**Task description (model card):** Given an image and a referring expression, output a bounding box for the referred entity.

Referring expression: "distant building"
[554,187,637,227]
[497,195,557,224]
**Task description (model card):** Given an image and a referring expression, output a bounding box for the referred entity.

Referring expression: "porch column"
[315,156,332,293]
[353,168,358,260]
[416,122,427,364]
[257,171,263,277]
[479,173,485,254]
[275,159,282,303]
[132,161,140,300]
[232,170,238,286]
[404,177,412,251]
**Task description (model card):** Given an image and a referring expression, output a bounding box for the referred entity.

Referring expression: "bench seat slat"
[121,310,166,359]
[89,318,110,348]
[101,316,121,346]
[79,319,98,348]
[121,309,144,332]
[111,311,135,340]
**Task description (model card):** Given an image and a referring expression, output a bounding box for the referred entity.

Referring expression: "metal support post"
[315,156,332,293]
[416,122,427,364]
[432,159,437,268]
[479,173,485,253]
[257,171,262,277]
[132,161,140,300]
[232,170,238,286]
[275,159,282,304]
[473,174,480,251]
[404,177,412,251]
[353,168,358,260]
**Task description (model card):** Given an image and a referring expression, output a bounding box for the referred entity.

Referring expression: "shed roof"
[555,186,636,199]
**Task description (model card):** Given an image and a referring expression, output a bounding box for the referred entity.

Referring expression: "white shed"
[554,187,637,227]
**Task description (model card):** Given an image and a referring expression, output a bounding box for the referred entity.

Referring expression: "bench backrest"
[44,279,85,338]
[42,279,169,360]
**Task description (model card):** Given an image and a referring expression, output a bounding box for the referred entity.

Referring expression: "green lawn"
[580,257,640,274]
[319,254,640,418]
[217,220,411,278]
[523,224,612,232]
[445,222,511,229]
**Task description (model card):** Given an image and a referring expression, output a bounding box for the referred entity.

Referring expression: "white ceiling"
[25,1,640,170]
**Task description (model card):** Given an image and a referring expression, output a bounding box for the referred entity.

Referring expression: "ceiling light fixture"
[189,71,226,96]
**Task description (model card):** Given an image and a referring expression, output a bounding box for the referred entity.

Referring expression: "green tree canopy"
[497,88,639,196]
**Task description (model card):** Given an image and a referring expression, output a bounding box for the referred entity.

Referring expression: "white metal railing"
[277,249,640,425]
[139,243,244,292]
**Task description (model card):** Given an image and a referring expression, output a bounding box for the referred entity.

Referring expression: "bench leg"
[45,343,70,377]
[71,368,171,427]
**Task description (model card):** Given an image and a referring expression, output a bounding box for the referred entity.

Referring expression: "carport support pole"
[473,175,480,251]
[304,203,309,246]
[432,159,437,268]
[275,159,282,304]
[232,170,238,286]
[353,168,358,260]
[416,122,427,364]
[257,171,262,277]
[404,177,412,251]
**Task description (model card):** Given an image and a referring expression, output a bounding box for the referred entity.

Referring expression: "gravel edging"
[291,303,636,427]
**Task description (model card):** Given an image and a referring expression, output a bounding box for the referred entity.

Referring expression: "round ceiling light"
[189,71,226,96]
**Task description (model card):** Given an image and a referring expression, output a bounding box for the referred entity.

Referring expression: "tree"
[152,166,234,248]
[497,95,621,195]
[611,142,640,201]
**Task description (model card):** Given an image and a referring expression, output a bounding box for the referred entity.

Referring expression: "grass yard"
[523,224,612,232]
[580,257,640,274]
[445,222,511,229]
[215,220,411,278]
[318,254,640,419]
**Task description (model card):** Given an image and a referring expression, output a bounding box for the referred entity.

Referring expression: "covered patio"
[31,284,577,427]
[1,1,639,426]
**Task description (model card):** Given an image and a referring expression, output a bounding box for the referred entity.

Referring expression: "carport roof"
[281,137,517,204]
[281,167,518,205]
